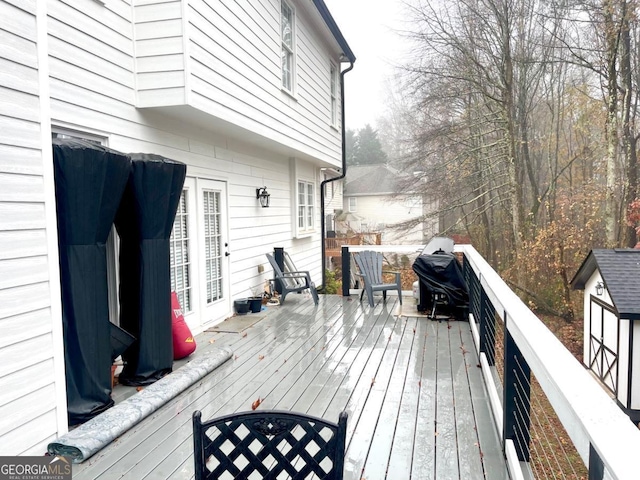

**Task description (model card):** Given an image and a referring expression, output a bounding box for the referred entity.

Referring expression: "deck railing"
[340,243,640,480]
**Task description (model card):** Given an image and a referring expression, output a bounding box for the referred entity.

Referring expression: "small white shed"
[571,249,640,422]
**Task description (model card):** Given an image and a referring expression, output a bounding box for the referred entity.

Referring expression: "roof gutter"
[313,0,356,290]
[320,60,354,290]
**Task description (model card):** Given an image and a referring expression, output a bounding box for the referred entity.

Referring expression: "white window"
[170,190,192,312]
[298,180,315,231]
[281,1,295,92]
[349,197,357,212]
[330,63,338,126]
[202,189,223,304]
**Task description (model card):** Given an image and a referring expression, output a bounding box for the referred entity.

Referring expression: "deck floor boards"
[72,295,507,479]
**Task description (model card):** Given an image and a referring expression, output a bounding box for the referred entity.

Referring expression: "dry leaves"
[258,355,265,361]
[242,332,248,338]
[251,397,262,410]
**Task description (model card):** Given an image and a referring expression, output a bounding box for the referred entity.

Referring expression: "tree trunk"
[604,0,620,245]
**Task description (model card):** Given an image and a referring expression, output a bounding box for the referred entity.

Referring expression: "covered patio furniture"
[52,138,132,424]
[114,153,186,386]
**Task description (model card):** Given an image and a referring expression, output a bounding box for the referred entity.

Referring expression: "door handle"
[225,251,230,257]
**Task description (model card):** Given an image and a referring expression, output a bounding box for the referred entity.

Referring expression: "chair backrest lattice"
[354,251,383,284]
[193,410,347,480]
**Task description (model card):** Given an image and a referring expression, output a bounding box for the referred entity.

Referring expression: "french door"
[170,178,230,330]
[197,179,229,323]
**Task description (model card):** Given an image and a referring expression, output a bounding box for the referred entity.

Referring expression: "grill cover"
[412,252,469,318]
[114,153,186,386]
[53,138,131,424]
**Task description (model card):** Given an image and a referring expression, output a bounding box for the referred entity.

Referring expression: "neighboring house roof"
[571,249,640,319]
[344,164,404,196]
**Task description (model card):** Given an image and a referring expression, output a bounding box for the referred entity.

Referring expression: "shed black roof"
[571,249,640,319]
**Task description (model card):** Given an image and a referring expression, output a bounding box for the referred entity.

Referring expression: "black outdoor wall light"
[256,186,270,208]
[595,281,604,296]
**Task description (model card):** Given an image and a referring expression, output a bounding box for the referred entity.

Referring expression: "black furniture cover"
[413,251,469,318]
[115,153,186,386]
[53,138,131,424]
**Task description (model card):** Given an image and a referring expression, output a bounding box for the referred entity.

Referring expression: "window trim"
[281,0,296,94]
[297,179,316,234]
[330,62,338,126]
[170,188,194,314]
[348,196,357,213]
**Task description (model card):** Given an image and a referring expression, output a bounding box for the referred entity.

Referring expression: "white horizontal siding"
[0,332,54,377]
[0,408,59,456]
[129,0,342,163]
[0,0,64,456]
[0,172,44,202]
[0,256,49,291]
[0,356,58,454]
[133,0,185,105]
[0,308,52,349]
[0,230,48,260]
[186,0,341,162]
[0,202,46,230]
[0,384,57,448]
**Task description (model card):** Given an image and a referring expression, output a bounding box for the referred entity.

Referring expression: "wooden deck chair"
[354,250,403,307]
[193,409,348,480]
[266,253,319,305]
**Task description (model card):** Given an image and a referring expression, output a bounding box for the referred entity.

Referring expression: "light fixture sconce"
[595,281,604,296]
[256,186,270,208]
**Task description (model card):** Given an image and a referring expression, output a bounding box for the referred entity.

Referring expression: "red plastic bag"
[171,291,196,359]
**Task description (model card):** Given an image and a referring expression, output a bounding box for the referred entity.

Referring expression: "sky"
[323,0,408,131]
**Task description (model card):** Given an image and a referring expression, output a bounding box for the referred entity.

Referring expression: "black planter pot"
[234,299,249,315]
[248,297,262,313]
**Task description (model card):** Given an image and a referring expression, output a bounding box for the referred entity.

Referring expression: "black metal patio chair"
[266,253,319,305]
[354,250,403,307]
[192,409,348,480]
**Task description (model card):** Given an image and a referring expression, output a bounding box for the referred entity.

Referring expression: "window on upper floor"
[330,63,338,126]
[349,197,357,212]
[281,1,295,93]
[298,180,315,232]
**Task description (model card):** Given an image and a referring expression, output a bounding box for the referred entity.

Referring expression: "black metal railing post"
[503,319,531,462]
[274,247,285,294]
[480,289,496,366]
[589,444,604,480]
[341,246,350,297]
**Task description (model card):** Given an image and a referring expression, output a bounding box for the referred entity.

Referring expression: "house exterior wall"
[0,0,67,455]
[134,0,342,166]
[342,194,437,244]
[323,174,342,232]
[45,0,335,325]
[0,0,346,455]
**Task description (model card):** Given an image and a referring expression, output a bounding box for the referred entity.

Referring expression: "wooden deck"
[72,294,508,480]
